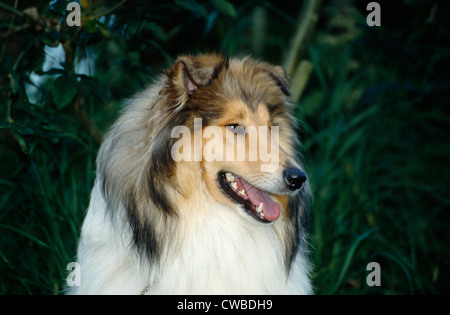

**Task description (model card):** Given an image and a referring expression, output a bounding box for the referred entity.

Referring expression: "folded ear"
[261,64,291,97]
[166,54,228,96]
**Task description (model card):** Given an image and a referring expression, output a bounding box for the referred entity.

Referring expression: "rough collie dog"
[69,54,312,294]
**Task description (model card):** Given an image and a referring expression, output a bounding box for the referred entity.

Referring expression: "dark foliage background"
[0,0,449,294]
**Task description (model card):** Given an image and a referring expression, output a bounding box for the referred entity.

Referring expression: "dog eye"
[226,124,246,135]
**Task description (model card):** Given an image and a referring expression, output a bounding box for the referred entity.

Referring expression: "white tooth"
[225,173,235,182]
[231,182,238,190]
[239,189,246,196]
[256,203,263,213]
[259,212,265,218]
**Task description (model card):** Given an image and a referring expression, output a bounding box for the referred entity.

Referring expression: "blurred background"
[0,0,449,294]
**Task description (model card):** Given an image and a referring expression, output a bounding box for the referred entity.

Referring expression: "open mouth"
[218,172,281,223]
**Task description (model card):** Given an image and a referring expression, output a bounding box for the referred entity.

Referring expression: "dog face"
[165,54,308,224]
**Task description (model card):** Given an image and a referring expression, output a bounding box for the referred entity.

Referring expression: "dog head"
[165,54,310,224]
[98,54,311,266]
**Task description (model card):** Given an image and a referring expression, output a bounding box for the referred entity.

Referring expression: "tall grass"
[0,115,97,294]
[299,36,450,294]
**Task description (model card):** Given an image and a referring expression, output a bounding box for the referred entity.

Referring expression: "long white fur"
[69,178,312,294]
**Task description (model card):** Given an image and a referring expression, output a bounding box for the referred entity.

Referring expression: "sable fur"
[68,54,313,294]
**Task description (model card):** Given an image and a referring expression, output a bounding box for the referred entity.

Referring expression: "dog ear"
[166,55,228,96]
[261,64,291,97]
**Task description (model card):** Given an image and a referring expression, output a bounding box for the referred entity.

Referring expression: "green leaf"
[175,0,207,18]
[35,68,66,76]
[0,224,50,249]
[10,129,29,154]
[0,3,24,17]
[78,75,111,102]
[17,127,34,136]
[0,122,26,154]
[49,0,68,13]
[39,31,60,46]
[211,0,236,17]
[9,71,20,94]
[147,24,170,42]
[331,229,374,293]
[52,75,78,109]
[86,20,97,34]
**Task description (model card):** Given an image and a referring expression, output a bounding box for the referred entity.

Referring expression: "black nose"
[283,168,307,191]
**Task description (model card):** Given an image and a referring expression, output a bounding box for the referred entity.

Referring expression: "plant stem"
[0,2,23,18]
[283,0,322,78]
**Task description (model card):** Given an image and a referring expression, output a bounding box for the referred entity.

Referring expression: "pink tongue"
[240,179,280,222]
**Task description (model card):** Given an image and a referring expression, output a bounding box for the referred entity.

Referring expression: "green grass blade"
[0,224,50,249]
[331,229,374,294]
